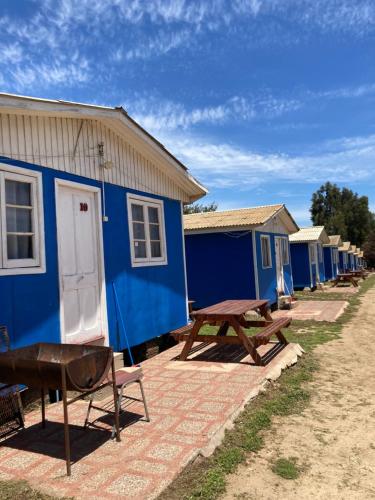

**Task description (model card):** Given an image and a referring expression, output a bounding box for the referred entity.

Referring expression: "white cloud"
[0,43,23,64]
[9,59,90,92]
[0,0,374,95]
[313,83,375,100]
[127,95,300,131]
[151,130,375,190]
[124,29,192,61]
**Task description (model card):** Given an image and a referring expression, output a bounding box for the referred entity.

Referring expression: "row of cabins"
[0,93,366,355]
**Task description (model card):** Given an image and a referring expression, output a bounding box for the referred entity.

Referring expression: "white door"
[56,183,105,344]
[275,237,285,293]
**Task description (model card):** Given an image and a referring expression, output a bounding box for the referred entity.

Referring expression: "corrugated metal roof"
[339,241,351,252]
[289,226,329,243]
[183,204,289,231]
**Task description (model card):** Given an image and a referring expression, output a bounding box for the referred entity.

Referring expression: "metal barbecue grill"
[0,342,121,476]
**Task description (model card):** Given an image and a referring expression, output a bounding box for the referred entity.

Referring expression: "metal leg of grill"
[139,380,150,422]
[61,367,71,477]
[111,358,121,443]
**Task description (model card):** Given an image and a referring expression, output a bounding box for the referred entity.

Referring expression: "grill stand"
[40,356,121,476]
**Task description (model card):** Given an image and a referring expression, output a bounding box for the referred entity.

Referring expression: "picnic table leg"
[258,304,273,322]
[230,318,263,366]
[275,329,289,345]
[179,318,204,361]
[217,321,230,336]
[41,387,46,428]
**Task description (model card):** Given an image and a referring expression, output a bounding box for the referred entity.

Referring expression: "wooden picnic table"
[332,273,359,287]
[349,270,367,279]
[176,299,290,366]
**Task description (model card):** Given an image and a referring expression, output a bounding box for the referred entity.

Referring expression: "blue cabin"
[353,248,360,270]
[0,93,206,351]
[358,250,365,268]
[338,241,351,272]
[289,226,329,289]
[323,235,341,281]
[184,204,299,309]
[348,245,356,270]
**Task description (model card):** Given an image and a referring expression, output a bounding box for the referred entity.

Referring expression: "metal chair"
[0,326,25,438]
[84,366,150,436]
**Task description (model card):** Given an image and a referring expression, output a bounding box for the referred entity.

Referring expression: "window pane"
[133,222,145,240]
[134,240,147,258]
[261,238,270,267]
[148,206,159,223]
[6,207,32,233]
[131,204,144,222]
[149,223,160,240]
[151,241,161,258]
[5,180,31,206]
[7,235,33,259]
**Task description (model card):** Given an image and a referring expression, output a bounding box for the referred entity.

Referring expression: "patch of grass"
[271,457,300,480]
[294,289,354,301]
[0,480,69,500]
[159,276,375,500]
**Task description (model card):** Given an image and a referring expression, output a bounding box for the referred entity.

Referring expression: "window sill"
[131,260,168,268]
[0,265,46,276]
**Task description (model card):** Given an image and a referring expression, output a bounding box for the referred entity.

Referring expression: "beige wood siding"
[0,113,189,201]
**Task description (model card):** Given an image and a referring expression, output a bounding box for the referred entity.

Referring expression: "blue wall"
[255,232,294,305]
[0,157,187,350]
[324,247,334,280]
[185,231,256,309]
[317,244,326,282]
[339,251,347,272]
[349,253,355,270]
[290,243,312,289]
[185,229,293,309]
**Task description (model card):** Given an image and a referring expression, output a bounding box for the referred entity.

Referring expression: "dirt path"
[223,286,375,500]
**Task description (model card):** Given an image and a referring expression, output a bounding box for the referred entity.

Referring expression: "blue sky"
[1,0,375,225]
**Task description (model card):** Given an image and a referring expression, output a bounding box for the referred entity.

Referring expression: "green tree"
[310,183,374,246]
[363,231,375,267]
[183,201,218,214]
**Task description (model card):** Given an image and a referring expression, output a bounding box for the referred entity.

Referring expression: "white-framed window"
[309,244,316,264]
[281,237,289,265]
[260,235,272,268]
[127,193,167,267]
[0,164,45,275]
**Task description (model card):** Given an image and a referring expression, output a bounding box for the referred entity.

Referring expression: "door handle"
[77,275,84,283]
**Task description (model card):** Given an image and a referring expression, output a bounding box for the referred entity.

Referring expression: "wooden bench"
[171,316,291,365]
[253,317,291,347]
[170,324,194,342]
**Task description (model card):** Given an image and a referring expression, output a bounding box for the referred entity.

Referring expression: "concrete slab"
[0,342,302,500]
[273,300,348,322]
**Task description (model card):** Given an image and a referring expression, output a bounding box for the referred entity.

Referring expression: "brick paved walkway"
[0,342,302,499]
[272,300,348,322]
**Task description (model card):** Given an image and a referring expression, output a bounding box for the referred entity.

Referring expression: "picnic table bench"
[332,273,359,287]
[349,270,367,279]
[171,300,290,366]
